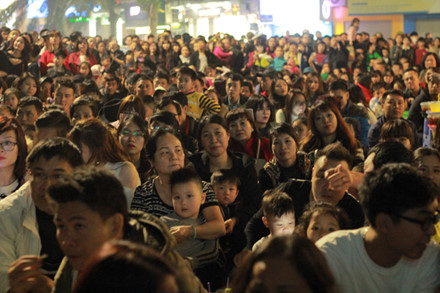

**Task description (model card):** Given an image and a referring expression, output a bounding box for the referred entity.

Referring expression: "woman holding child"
[131,128,225,243]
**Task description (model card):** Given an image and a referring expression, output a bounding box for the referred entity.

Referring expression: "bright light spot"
[129,6,141,16]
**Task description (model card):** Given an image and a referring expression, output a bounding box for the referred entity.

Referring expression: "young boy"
[177,67,220,120]
[161,167,219,271]
[47,49,69,78]
[252,190,295,251]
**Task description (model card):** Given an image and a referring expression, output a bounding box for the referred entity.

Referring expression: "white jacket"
[0,182,41,292]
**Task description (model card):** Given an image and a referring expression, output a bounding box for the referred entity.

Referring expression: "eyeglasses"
[394,210,440,231]
[121,130,144,138]
[0,141,17,151]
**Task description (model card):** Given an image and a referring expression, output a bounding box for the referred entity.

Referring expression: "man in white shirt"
[316,163,440,293]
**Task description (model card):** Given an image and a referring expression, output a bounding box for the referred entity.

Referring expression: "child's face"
[177,74,194,93]
[213,181,239,207]
[20,78,37,97]
[275,47,284,58]
[264,212,295,236]
[171,181,205,219]
[54,56,65,67]
[5,93,19,110]
[306,212,340,243]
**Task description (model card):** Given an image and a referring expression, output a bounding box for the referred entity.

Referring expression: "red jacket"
[228,134,273,162]
[68,52,97,75]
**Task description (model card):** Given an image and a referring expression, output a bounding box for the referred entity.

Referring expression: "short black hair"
[329,79,348,92]
[155,98,182,116]
[166,91,188,107]
[360,163,438,228]
[26,137,82,169]
[210,169,240,188]
[54,49,67,59]
[35,109,72,137]
[315,142,353,169]
[367,141,414,170]
[178,67,197,81]
[383,89,406,101]
[227,73,244,86]
[170,167,202,191]
[262,190,295,218]
[18,96,43,113]
[48,166,128,221]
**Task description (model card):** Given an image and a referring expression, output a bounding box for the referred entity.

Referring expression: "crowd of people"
[0,19,439,292]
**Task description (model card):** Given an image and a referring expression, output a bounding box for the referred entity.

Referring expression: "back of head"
[368,141,414,170]
[210,169,240,188]
[18,96,43,113]
[74,240,177,293]
[262,190,295,218]
[165,91,188,107]
[329,79,348,92]
[360,163,438,228]
[35,109,72,137]
[26,137,83,169]
[48,166,128,220]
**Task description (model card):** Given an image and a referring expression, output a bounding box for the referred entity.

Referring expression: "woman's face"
[255,102,271,125]
[181,46,190,57]
[152,133,185,176]
[383,72,394,84]
[314,110,337,137]
[98,42,106,53]
[272,133,297,166]
[417,155,440,187]
[5,93,19,110]
[0,130,18,172]
[20,78,37,96]
[293,122,307,143]
[79,63,90,76]
[162,42,170,51]
[425,55,437,69]
[13,37,25,52]
[200,123,230,158]
[274,80,288,96]
[150,43,157,53]
[50,35,61,47]
[229,117,253,144]
[292,94,306,116]
[78,41,88,53]
[307,76,320,93]
[119,122,145,157]
[72,105,94,125]
[87,38,96,49]
[80,143,92,164]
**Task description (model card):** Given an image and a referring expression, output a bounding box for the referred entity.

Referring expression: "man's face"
[330,89,349,110]
[17,105,40,126]
[311,157,349,205]
[29,156,74,215]
[104,79,118,95]
[392,65,403,77]
[385,199,438,260]
[136,79,154,97]
[403,71,420,92]
[226,79,241,100]
[382,94,406,120]
[54,86,75,114]
[54,201,120,271]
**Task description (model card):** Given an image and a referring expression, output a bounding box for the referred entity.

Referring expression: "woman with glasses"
[0,116,27,199]
[68,118,140,204]
[118,114,150,183]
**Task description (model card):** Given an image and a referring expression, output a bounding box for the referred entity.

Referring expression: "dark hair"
[414,147,440,163]
[156,98,182,116]
[372,81,387,93]
[0,116,27,179]
[149,111,180,134]
[165,91,188,107]
[420,52,440,70]
[305,72,325,97]
[283,89,307,123]
[246,95,275,123]
[70,98,98,120]
[26,137,82,169]
[74,240,176,293]
[383,89,405,101]
[54,48,67,59]
[270,123,299,148]
[379,119,414,148]
[54,77,75,93]
[329,79,348,92]
[9,35,31,57]
[262,190,295,218]
[315,142,353,169]
[231,235,336,293]
[295,202,350,238]
[210,169,240,187]
[348,84,367,107]
[48,166,127,221]
[35,110,72,137]
[117,95,146,121]
[178,67,197,81]
[367,141,414,170]
[68,119,129,164]
[360,163,438,228]
[18,96,43,113]
[226,108,259,139]
[227,73,244,86]
[301,101,358,156]
[170,167,202,191]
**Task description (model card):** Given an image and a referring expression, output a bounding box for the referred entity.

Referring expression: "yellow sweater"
[186,91,220,120]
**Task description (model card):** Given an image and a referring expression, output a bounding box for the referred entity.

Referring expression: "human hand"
[324,164,352,192]
[225,218,237,234]
[170,225,193,244]
[8,255,53,293]
[233,250,252,267]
